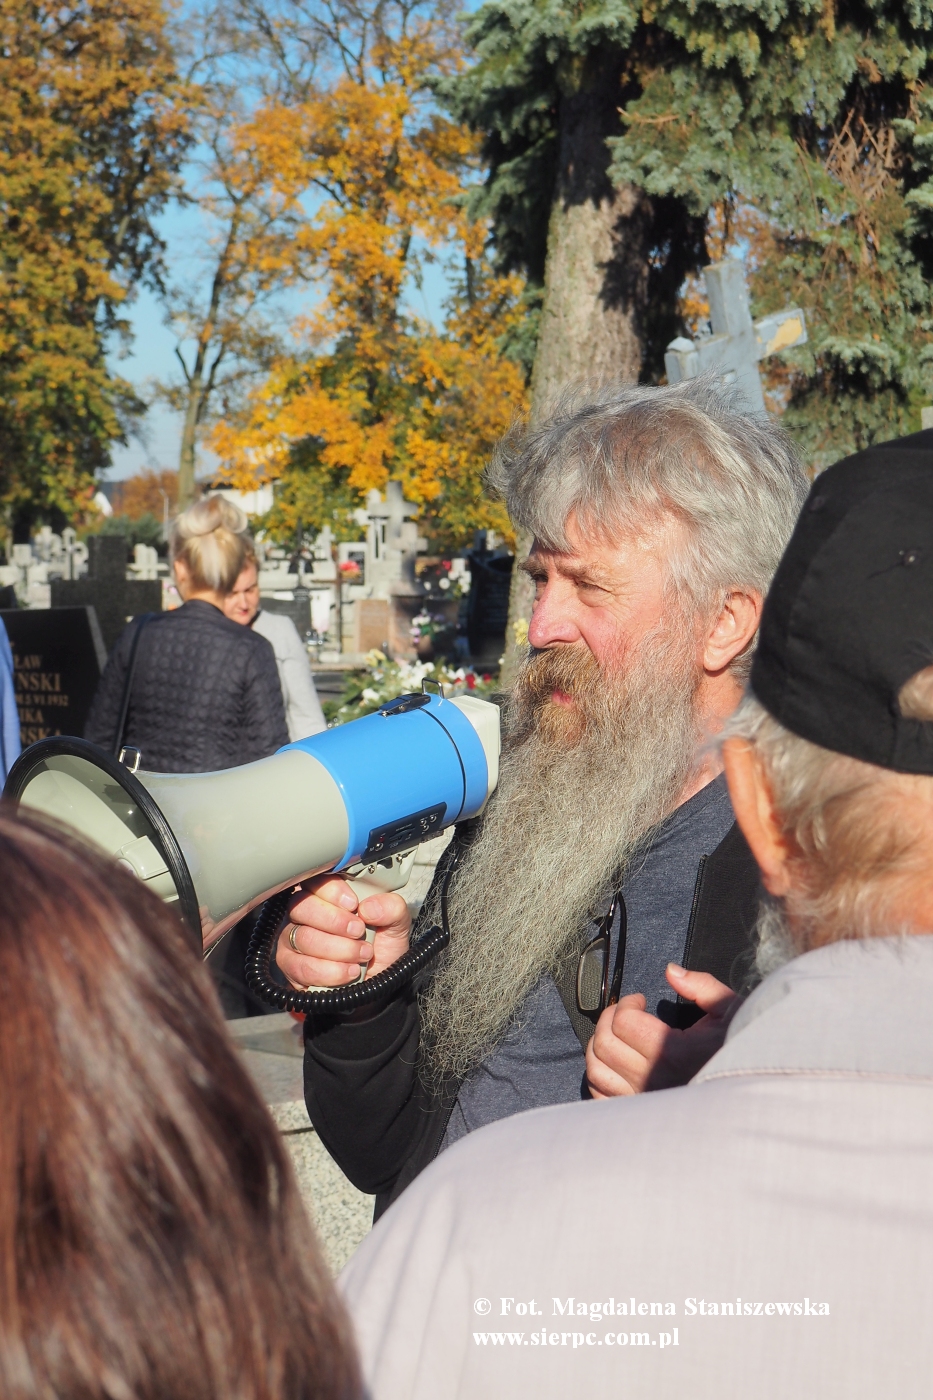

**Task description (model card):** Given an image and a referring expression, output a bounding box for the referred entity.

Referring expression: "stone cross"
[364,482,427,599]
[51,535,162,653]
[665,260,807,415]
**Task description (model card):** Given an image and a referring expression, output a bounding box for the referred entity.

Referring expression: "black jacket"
[303,816,762,1219]
[85,599,289,773]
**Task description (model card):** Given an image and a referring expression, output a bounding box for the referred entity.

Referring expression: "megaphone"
[3,688,500,1010]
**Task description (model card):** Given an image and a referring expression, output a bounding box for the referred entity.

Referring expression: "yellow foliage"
[0,0,190,525]
[209,16,527,550]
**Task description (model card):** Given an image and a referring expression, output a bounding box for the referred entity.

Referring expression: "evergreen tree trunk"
[501,51,651,686]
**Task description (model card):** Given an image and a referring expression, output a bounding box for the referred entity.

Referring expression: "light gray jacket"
[250,610,325,741]
[342,934,933,1400]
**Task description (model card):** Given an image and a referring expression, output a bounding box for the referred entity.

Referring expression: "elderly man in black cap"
[336,431,933,1400]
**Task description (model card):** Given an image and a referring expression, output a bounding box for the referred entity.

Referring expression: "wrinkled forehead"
[526,508,687,572]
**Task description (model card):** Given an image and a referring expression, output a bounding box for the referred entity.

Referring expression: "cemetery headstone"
[360,483,428,658]
[466,541,513,667]
[355,599,390,654]
[0,606,106,747]
[665,259,807,415]
[51,535,162,653]
[259,593,312,638]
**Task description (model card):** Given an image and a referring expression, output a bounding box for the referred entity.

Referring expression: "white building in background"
[206,482,275,516]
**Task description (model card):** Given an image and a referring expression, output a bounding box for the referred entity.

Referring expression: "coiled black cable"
[244,847,459,1015]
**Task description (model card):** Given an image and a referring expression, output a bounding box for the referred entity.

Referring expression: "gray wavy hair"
[486,379,809,666]
[724,690,933,958]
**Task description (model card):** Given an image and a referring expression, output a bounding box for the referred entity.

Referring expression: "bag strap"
[112,612,156,757]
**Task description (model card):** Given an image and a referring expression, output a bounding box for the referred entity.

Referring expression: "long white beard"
[420,623,704,1084]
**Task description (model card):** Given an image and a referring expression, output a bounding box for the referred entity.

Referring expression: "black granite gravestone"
[51,535,162,652]
[259,589,312,639]
[0,606,106,746]
[466,546,513,667]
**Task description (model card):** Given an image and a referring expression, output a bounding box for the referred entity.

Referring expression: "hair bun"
[181,495,248,538]
[169,495,254,595]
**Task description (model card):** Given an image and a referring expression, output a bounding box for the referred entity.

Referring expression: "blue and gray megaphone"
[3,687,499,1012]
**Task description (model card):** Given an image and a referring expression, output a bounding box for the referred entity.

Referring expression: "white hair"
[486,379,809,672]
[724,691,933,954]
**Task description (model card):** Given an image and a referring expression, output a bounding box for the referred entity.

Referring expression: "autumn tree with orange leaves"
[0,0,191,537]
[208,0,527,551]
[155,1,311,508]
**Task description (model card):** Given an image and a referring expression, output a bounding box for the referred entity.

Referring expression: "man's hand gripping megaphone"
[277,871,414,992]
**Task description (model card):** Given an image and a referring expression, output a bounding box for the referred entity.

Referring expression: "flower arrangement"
[324,652,497,725]
[410,610,448,643]
[420,558,470,600]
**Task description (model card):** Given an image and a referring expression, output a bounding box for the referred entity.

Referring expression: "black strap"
[112,612,156,757]
[680,820,760,993]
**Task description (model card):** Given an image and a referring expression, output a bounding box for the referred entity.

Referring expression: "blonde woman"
[85,497,288,772]
[223,554,326,740]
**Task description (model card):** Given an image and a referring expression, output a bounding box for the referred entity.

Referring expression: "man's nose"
[527,586,582,649]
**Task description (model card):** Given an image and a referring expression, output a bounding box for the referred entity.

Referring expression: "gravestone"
[0,606,106,747]
[361,483,428,658]
[665,260,807,415]
[259,594,312,638]
[466,541,514,667]
[355,598,390,654]
[51,535,162,653]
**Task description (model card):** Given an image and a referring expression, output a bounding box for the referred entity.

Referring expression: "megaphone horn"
[4,689,501,994]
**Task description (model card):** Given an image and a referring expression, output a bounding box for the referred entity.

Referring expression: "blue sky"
[105,205,455,483]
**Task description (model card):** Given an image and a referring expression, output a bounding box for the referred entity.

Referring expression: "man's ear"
[702,590,762,675]
[722,737,793,896]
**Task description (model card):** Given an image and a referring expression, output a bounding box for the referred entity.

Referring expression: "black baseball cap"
[751,429,933,774]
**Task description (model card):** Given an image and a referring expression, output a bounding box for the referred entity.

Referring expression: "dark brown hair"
[0,805,361,1400]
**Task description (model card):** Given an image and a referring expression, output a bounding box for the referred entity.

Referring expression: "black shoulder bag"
[111,612,157,758]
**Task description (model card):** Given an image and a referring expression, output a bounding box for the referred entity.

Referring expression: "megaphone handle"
[344,849,418,985]
[244,843,460,1014]
[246,889,450,1015]
[341,899,374,987]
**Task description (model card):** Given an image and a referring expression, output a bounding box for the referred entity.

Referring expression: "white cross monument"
[665,259,807,415]
[364,481,427,600]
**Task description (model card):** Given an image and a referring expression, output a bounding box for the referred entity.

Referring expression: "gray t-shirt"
[442,774,735,1150]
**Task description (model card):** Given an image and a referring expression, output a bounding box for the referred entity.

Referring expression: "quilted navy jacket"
[85,599,289,773]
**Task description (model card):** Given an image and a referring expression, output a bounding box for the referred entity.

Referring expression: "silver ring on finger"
[286,923,300,953]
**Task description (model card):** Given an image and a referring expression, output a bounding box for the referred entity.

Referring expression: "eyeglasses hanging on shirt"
[576,891,627,1016]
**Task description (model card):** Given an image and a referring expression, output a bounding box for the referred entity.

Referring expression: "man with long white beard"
[337,428,933,1400]
[276,381,807,1213]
